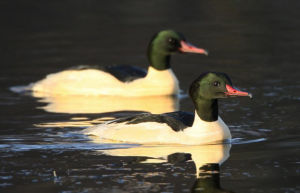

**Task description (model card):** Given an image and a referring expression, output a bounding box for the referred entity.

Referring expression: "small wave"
[178,92,188,99]
[231,138,267,145]
[9,85,30,94]
[0,143,139,152]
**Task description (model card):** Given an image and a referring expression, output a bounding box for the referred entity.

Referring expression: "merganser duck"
[26,30,208,97]
[83,72,252,145]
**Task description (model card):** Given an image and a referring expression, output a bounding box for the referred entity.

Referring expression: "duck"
[26,30,208,97]
[83,72,252,145]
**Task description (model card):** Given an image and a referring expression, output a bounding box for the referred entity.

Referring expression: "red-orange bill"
[179,40,208,55]
[225,84,252,98]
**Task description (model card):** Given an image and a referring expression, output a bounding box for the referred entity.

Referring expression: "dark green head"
[147,30,208,70]
[189,72,251,122]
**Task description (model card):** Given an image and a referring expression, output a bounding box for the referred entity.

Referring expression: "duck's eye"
[168,38,176,45]
[213,81,220,87]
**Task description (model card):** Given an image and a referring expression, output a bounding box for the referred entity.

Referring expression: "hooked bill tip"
[248,93,253,99]
[203,50,209,56]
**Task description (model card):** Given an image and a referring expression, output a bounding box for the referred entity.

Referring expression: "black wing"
[110,111,194,132]
[70,65,147,82]
[164,111,194,128]
[104,65,147,82]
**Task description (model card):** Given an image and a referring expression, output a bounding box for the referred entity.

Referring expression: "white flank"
[83,111,231,145]
[29,66,179,97]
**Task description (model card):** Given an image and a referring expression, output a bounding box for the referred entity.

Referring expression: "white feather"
[83,111,231,145]
[29,67,179,97]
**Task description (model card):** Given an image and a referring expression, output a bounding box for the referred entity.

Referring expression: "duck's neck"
[147,50,171,70]
[194,98,218,122]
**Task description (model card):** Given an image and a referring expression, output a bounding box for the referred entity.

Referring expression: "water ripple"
[231,138,267,145]
[0,143,139,152]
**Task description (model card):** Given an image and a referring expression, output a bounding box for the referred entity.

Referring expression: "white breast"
[30,67,179,97]
[183,113,232,144]
[126,67,179,96]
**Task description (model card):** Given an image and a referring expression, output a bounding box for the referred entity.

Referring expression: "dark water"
[1,0,300,192]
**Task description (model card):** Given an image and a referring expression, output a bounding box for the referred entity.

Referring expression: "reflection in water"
[36,94,179,114]
[101,143,232,192]
[102,144,230,171]
[35,116,112,128]
[192,163,234,193]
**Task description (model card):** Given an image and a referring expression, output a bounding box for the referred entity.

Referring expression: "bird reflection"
[192,163,235,193]
[35,94,179,114]
[100,143,234,192]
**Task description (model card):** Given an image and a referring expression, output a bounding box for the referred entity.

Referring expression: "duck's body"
[84,111,230,145]
[24,30,207,97]
[30,66,179,97]
[84,72,251,145]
